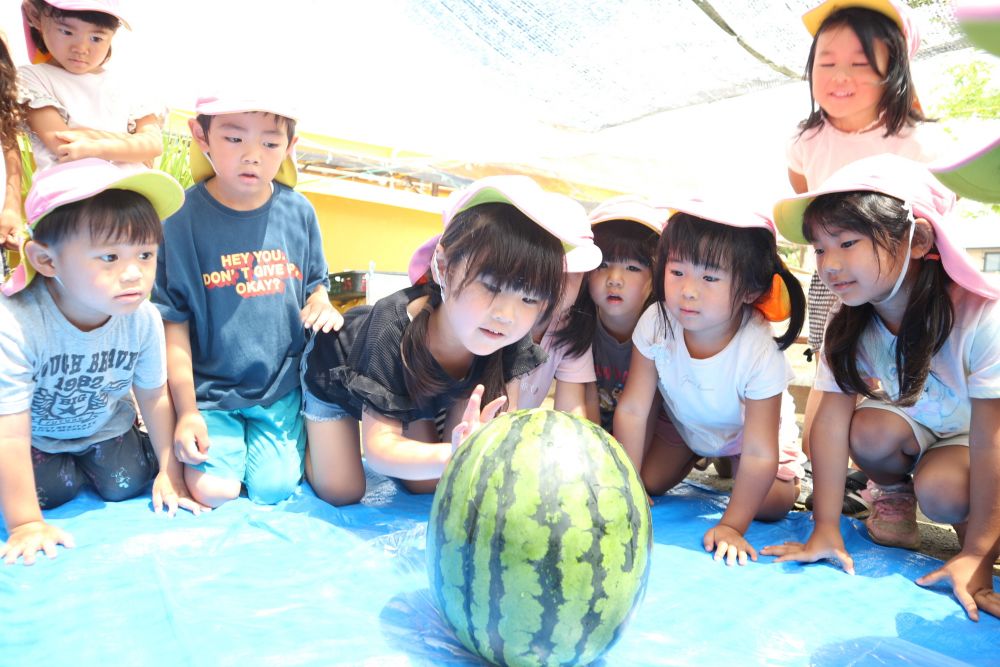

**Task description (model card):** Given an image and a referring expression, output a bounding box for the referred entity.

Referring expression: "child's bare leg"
[913,445,970,526]
[184,467,241,508]
[640,433,699,496]
[399,478,439,494]
[305,418,365,506]
[848,408,920,484]
[727,457,799,521]
[756,478,799,521]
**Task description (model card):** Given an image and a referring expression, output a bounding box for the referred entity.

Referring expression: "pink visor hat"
[2,158,184,296]
[803,0,920,57]
[930,132,1000,204]
[190,94,299,188]
[954,0,1000,57]
[588,195,668,234]
[661,198,792,322]
[22,0,130,64]
[408,175,601,284]
[774,153,1000,300]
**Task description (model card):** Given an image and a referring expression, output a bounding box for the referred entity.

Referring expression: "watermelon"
[426,409,652,667]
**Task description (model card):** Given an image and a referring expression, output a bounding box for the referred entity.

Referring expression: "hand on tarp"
[916,550,1000,622]
[760,522,856,575]
[1,520,74,566]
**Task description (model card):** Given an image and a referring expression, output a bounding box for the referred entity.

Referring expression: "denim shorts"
[302,386,355,422]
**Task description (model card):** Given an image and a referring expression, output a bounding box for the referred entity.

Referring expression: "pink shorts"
[653,411,805,482]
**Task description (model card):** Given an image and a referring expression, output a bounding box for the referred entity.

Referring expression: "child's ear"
[912,217,935,258]
[23,239,58,277]
[188,118,210,152]
[21,0,41,29]
[285,135,298,156]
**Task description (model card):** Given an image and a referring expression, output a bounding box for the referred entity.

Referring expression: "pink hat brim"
[774,154,1000,300]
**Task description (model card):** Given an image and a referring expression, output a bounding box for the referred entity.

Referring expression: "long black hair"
[803,191,952,406]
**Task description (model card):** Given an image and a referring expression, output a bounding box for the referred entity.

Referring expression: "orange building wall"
[304,193,443,275]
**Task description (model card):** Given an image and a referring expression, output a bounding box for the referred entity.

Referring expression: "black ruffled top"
[302,285,546,424]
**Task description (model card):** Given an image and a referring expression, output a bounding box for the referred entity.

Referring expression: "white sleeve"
[17,65,68,118]
[631,305,663,360]
[744,337,794,401]
[967,300,1000,399]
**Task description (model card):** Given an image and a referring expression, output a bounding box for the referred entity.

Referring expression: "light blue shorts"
[301,386,354,423]
[193,388,305,504]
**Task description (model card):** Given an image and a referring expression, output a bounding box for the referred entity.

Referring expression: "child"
[515,272,597,417]
[765,154,1000,622]
[1,31,24,277]
[787,0,943,510]
[554,196,665,432]
[152,94,340,509]
[301,175,600,505]
[18,0,162,171]
[614,199,806,566]
[0,158,199,566]
[410,235,599,418]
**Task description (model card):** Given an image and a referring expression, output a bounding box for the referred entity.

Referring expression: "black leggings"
[31,426,159,509]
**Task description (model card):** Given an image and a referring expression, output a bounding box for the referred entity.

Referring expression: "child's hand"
[1,520,74,565]
[916,550,999,622]
[173,412,210,465]
[451,384,507,453]
[151,470,211,518]
[53,130,102,163]
[703,523,756,566]
[760,523,855,574]
[0,209,24,251]
[301,299,344,334]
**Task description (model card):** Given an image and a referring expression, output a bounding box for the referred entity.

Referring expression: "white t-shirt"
[815,285,1000,437]
[787,121,946,189]
[632,305,799,457]
[0,279,167,453]
[17,62,161,172]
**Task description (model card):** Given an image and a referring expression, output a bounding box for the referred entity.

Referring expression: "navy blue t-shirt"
[153,181,329,410]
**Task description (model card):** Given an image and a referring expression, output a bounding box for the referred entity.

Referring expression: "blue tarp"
[1,470,998,666]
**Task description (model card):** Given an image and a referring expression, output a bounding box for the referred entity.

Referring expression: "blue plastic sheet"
[1,470,998,666]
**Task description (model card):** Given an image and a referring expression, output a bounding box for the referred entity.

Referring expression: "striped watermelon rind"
[427,409,652,667]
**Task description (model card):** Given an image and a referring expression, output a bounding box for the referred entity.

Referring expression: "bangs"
[802,191,905,250]
[594,219,658,267]
[444,202,565,321]
[33,190,163,248]
[662,213,736,270]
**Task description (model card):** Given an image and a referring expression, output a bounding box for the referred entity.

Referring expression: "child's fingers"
[462,385,486,424]
[165,493,179,519]
[480,395,507,423]
[152,487,163,514]
[760,541,804,557]
[177,497,210,516]
[836,550,855,575]
[954,588,980,622]
[973,589,1000,620]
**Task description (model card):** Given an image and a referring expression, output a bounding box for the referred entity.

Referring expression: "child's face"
[810,225,903,307]
[811,24,889,132]
[38,14,114,74]
[663,257,741,349]
[40,230,158,330]
[588,259,651,327]
[195,112,295,206]
[443,261,545,357]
